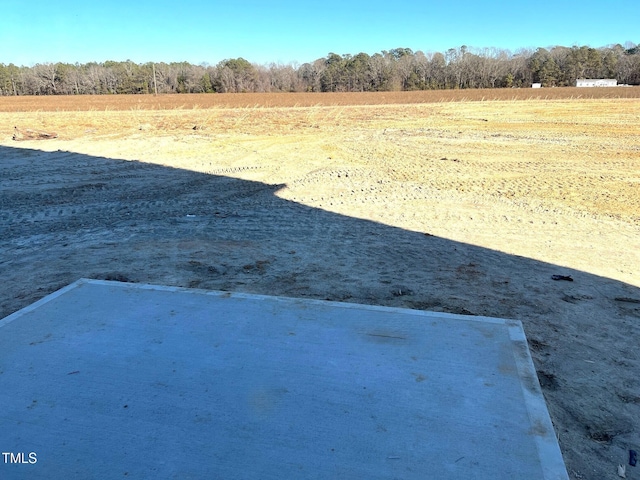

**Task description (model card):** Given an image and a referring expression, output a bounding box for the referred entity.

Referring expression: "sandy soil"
[1,98,639,479]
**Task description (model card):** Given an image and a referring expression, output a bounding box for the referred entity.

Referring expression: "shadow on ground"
[1,144,638,478]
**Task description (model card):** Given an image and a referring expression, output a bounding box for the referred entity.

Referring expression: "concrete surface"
[0,279,568,479]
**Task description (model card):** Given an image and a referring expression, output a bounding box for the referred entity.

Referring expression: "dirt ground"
[1,95,639,479]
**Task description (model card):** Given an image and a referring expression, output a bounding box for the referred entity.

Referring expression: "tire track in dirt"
[1,149,279,242]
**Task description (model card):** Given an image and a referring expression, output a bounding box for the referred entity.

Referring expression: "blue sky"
[1,0,638,66]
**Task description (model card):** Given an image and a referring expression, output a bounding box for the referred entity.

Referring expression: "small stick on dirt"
[551,275,573,282]
[614,297,640,304]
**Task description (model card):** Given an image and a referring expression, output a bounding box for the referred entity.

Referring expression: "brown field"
[1,92,639,479]
[1,86,640,111]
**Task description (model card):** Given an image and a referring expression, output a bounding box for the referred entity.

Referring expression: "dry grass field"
[1,90,639,479]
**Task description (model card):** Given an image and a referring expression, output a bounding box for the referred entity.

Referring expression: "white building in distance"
[576,79,617,87]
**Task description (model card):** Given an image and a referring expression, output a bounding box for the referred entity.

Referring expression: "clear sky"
[1,0,638,66]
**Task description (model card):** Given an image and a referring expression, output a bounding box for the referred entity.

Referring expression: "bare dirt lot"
[1,91,639,479]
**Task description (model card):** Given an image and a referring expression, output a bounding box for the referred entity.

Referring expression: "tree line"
[1,43,639,96]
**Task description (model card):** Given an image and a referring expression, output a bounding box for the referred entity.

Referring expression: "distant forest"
[1,44,639,96]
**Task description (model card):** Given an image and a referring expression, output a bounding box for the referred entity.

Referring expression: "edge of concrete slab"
[0,278,89,329]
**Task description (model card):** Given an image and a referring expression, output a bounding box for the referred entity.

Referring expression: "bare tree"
[31,63,58,94]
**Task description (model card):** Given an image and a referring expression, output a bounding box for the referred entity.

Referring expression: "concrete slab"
[0,279,568,479]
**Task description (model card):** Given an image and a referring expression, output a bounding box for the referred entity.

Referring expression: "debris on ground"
[618,464,626,478]
[13,126,58,141]
[551,274,574,282]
